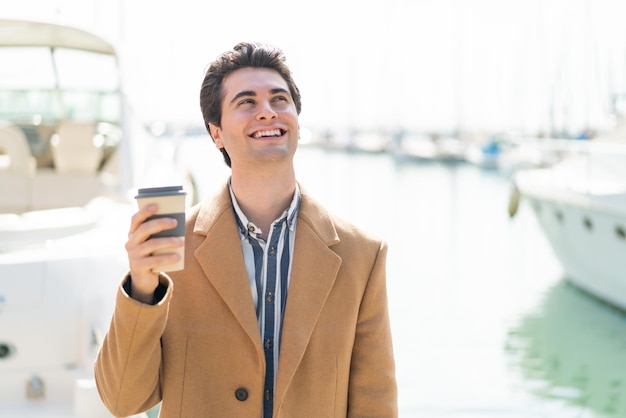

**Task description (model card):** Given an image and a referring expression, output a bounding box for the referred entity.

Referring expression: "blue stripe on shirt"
[229,182,300,418]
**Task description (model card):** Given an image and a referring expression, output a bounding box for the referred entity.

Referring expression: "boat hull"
[514,158,626,312]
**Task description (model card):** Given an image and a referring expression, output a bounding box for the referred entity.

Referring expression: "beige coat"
[95,183,397,417]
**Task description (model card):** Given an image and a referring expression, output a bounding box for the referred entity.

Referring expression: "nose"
[257,100,277,120]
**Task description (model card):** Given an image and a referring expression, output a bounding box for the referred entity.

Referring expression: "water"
[177,139,626,417]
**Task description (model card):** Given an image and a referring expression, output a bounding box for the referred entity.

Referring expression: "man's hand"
[125,204,183,304]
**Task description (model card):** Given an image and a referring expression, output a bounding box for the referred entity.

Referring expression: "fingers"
[128,203,157,238]
[125,204,184,292]
[126,236,183,266]
[128,203,177,243]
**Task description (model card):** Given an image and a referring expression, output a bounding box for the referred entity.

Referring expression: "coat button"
[235,388,248,401]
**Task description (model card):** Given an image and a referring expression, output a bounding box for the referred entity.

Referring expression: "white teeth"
[253,129,281,138]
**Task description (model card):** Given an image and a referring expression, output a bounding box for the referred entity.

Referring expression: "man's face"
[209,67,299,170]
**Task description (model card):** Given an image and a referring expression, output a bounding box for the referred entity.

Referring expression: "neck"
[230,166,296,239]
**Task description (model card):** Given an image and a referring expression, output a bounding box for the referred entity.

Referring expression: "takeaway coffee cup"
[135,185,186,272]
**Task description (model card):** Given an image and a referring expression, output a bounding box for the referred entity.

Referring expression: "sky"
[2,0,626,135]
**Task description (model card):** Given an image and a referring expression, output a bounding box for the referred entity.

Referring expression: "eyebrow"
[229,88,290,105]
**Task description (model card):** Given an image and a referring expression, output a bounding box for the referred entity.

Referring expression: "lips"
[251,128,285,139]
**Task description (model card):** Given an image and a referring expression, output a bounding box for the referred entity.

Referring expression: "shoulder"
[299,187,385,254]
[330,210,382,244]
[298,191,388,281]
[330,210,386,258]
[184,182,233,234]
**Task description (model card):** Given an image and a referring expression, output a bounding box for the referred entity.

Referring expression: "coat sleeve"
[348,241,398,417]
[94,274,172,417]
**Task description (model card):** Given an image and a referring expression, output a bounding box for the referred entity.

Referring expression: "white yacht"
[0,19,194,417]
[510,114,626,312]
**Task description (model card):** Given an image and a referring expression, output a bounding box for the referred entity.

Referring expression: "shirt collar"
[229,179,301,240]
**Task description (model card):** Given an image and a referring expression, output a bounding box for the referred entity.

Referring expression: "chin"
[257,146,295,162]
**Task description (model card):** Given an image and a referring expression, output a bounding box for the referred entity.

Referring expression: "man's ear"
[208,123,223,148]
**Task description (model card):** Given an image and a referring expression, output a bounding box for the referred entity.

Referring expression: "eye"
[238,98,255,106]
[272,95,289,104]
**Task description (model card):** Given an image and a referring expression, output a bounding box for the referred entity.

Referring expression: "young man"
[95,42,397,418]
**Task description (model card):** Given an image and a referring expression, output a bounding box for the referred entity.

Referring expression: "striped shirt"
[229,182,300,418]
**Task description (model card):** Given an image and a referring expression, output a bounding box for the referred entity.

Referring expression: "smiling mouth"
[252,128,285,139]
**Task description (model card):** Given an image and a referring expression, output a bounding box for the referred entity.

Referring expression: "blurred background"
[4,0,626,135]
[2,1,626,417]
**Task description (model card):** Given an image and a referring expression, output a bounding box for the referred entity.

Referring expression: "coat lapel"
[191,183,343,407]
[192,184,262,351]
[274,189,342,407]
